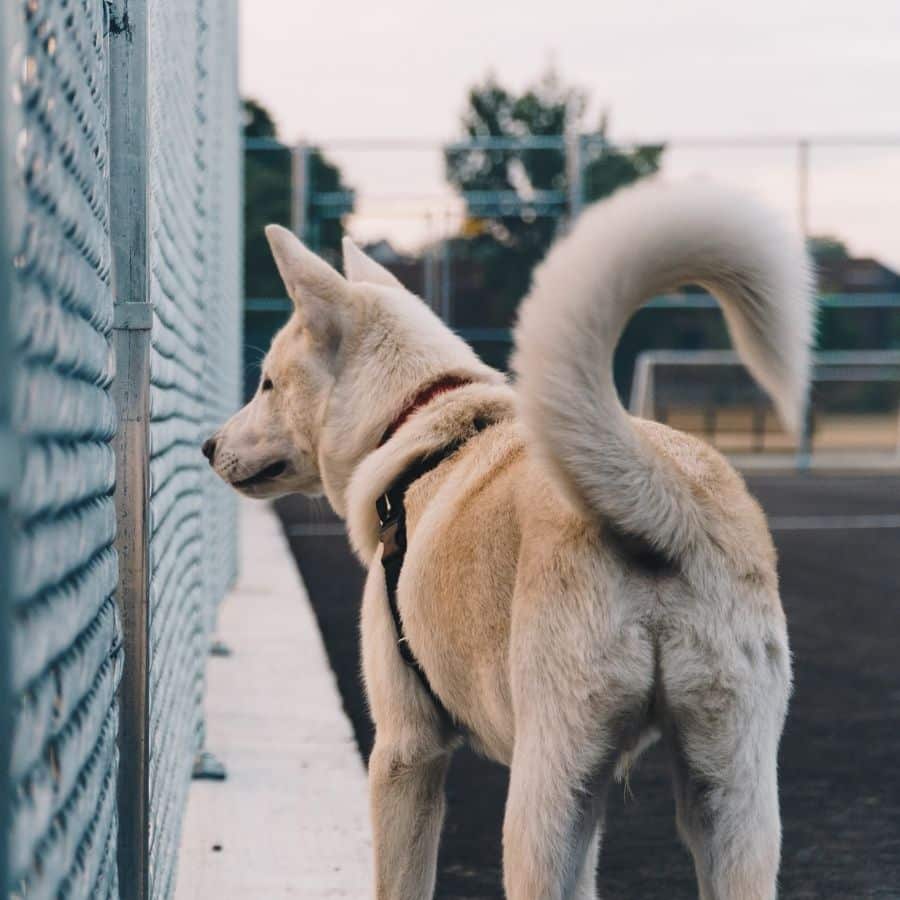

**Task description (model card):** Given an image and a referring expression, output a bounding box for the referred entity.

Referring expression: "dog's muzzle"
[231,460,289,489]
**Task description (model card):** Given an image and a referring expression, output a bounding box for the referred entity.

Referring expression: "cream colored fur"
[207,179,812,900]
[514,178,814,561]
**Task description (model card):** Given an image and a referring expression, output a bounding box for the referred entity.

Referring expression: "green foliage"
[444,70,664,327]
[243,97,277,138]
[242,98,351,298]
[582,135,664,204]
[243,137,291,296]
[807,235,850,265]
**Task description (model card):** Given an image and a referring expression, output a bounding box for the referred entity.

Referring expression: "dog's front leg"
[369,735,451,900]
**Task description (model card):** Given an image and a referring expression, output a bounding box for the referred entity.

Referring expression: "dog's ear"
[341,237,403,288]
[265,224,349,348]
[266,224,347,303]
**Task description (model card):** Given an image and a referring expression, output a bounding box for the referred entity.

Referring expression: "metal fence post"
[108,1,152,896]
[797,139,810,240]
[566,132,585,223]
[796,398,814,472]
[440,209,452,323]
[629,352,655,419]
[795,138,811,471]
[291,142,310,242]
[423,248,435,310]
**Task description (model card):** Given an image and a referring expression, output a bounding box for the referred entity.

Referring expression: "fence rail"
[2,1,241,897]
[245,132,900,242]
[245,292,900,314]
[244,133,900,329]
[629,349,900,468]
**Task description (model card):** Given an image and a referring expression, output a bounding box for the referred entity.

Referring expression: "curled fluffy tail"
[512,179,814,559]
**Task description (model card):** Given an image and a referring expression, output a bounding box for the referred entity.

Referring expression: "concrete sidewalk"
[174,499,372,898]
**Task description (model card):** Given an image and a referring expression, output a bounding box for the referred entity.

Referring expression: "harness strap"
[376,418,491,727]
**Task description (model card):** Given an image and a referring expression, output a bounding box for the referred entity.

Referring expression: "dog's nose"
[201,436,217,465]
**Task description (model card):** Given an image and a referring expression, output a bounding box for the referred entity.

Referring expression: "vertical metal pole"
[796,401,813,472]
[423,249,435,310]
[797,139,810,240]
[108,1,152,897]
[291,142,309,242]
[895,395,900,461]
[423,212,436,310]
[795,140,812,470]
[566,132,584,224]
[628,353,654,419]
[440,210,452,324]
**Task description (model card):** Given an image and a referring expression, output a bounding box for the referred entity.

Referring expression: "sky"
[240,0,900,263]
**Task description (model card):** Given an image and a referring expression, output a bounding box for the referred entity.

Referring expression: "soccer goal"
[629,349,900,470]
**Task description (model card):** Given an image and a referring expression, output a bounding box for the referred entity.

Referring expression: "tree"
[444,70,664,327]
[582,112,664,203]
[807,235,900,353]
[243,99,290,298]
[243,98,352,298]
[241,99,353,399]
[243,97,278,139]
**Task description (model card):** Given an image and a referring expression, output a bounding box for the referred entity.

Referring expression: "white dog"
[205,179,812,900]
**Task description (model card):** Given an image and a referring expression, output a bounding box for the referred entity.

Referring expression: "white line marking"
[768,514,900,531]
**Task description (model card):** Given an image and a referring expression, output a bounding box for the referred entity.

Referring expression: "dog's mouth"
[232,460,289,489]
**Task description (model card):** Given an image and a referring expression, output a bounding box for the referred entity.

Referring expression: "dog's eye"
[261,377,274,392]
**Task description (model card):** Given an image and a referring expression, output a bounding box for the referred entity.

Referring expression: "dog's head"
[203,226,501,512]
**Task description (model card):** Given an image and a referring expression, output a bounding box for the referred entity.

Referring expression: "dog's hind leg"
[661,625,791,900]
[502,729,611,900]
[668,724,782,900]
[502,605,653,900]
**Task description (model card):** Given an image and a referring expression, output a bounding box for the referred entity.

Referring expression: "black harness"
[375,418,490,726]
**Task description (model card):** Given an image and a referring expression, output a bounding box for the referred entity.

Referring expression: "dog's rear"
[512,180,813,898]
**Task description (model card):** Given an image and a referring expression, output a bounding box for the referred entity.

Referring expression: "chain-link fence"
[3,3,122,897]
[244,135,900,462]
[1,1,241,897]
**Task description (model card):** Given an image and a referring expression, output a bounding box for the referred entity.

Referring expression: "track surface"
[276,474,900,899]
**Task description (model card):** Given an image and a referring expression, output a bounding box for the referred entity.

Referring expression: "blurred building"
[817,255,900,294]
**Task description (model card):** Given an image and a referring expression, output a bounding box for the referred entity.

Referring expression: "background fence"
[1,1,241,898]
[243,134,900,466]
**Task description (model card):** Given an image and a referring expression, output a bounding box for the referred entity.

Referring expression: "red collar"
[378,376,472,447]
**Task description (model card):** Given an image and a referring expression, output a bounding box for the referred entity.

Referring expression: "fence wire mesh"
[145,0,240,894]
[198,1,242,636]
[3,1,123,897]
[1,2,14,898]
[2,0,241,896]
